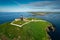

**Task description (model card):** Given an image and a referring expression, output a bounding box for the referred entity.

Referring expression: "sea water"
[0,12,60,40]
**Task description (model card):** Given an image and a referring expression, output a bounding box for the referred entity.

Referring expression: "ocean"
[0,12,60,40]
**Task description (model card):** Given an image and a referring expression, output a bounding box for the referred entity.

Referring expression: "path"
[10,20,46,27]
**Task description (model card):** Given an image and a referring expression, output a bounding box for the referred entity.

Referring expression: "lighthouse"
[20,15,24,21]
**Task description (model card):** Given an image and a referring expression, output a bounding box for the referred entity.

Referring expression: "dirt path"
[10,20,46,27]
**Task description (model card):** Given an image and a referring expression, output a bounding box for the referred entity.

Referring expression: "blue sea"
[0,12,60,40]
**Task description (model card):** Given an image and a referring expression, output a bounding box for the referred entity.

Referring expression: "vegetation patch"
[0,18,53,40]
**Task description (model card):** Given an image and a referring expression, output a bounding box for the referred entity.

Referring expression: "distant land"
[30,12,60,16]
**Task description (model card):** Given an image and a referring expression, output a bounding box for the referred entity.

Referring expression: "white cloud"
[0,1,60,12]
[20,1,60,9]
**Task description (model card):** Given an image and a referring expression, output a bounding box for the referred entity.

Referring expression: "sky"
[0,0,60,12]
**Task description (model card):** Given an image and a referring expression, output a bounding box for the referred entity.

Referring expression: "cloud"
[19,1,60,9]
[0,1,60,12]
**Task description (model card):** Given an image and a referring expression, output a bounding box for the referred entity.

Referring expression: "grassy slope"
[0,19,52,40]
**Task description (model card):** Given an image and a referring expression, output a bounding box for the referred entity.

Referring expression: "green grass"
[0,18,53,40]
[27,18,42,20]
[21,21,51,40]
[13,20,26,25]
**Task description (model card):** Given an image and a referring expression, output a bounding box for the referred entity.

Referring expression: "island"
[0,17,55,40]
